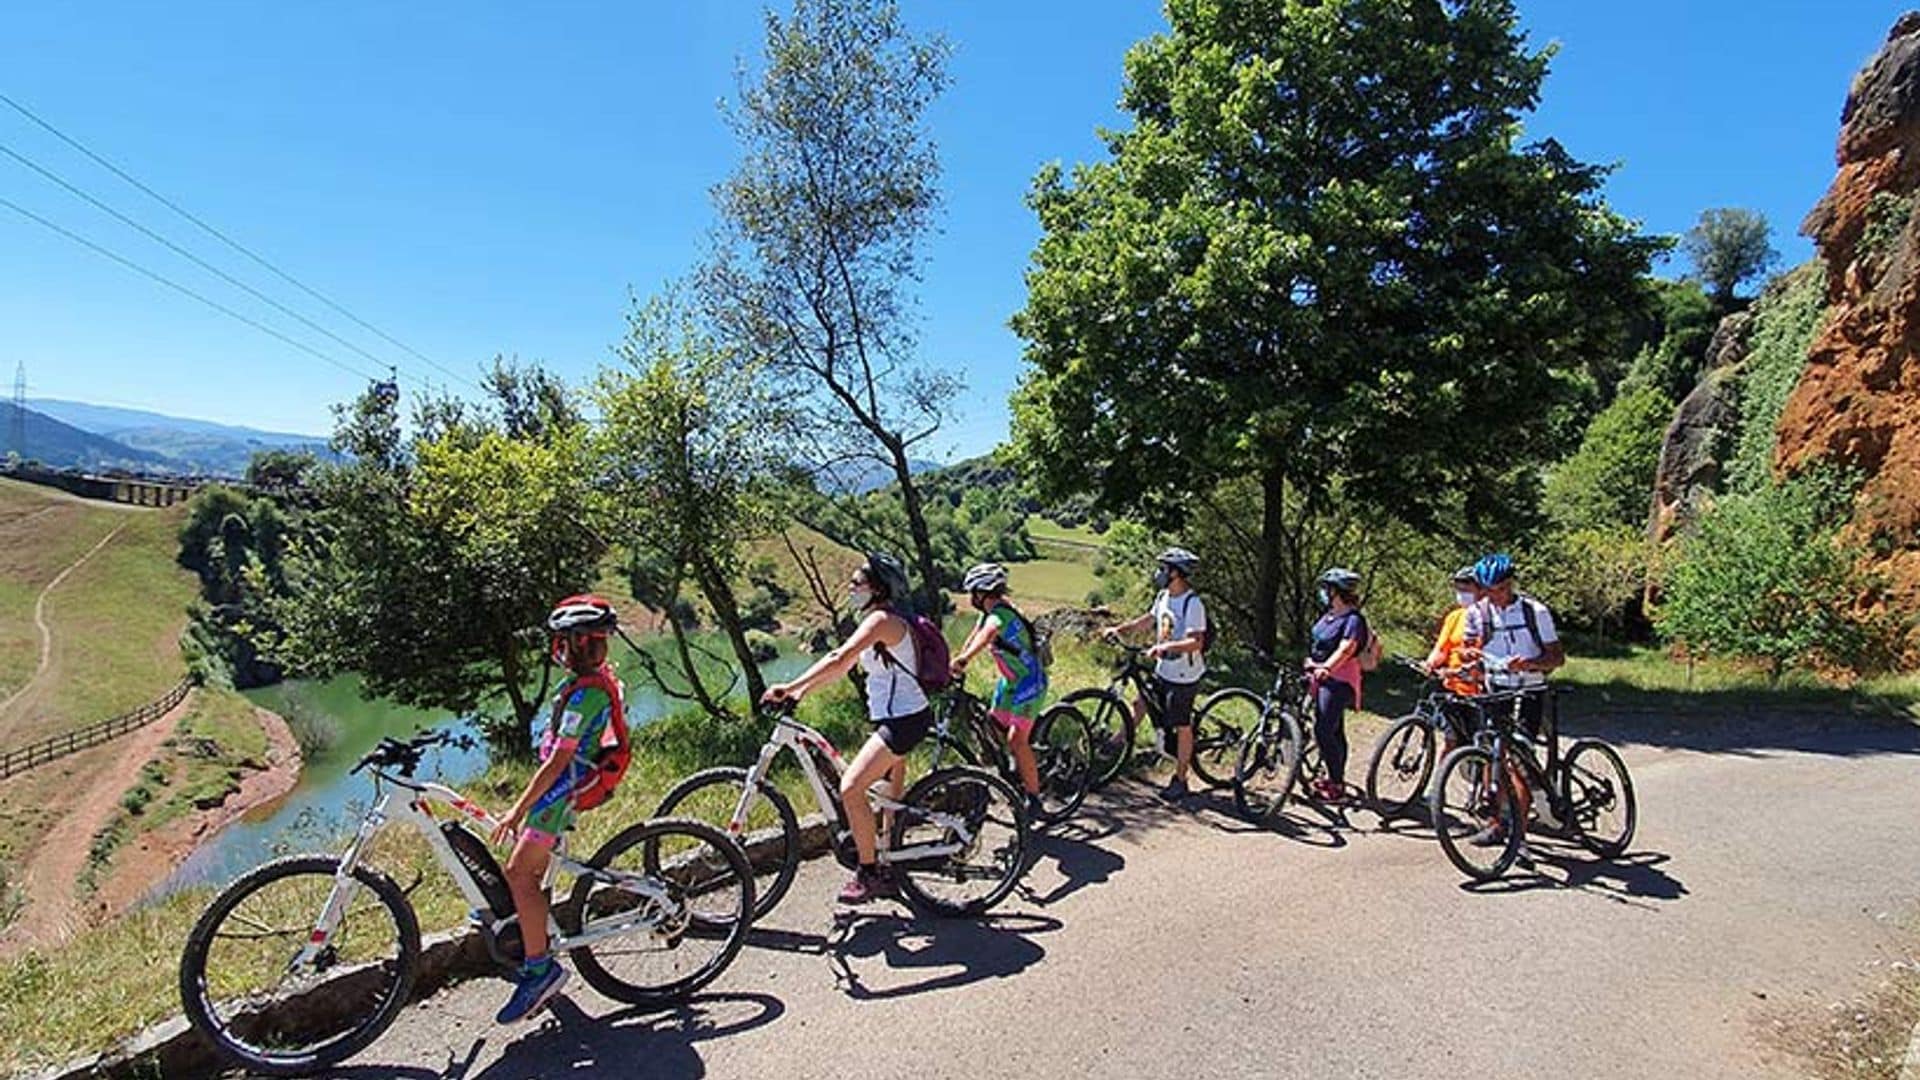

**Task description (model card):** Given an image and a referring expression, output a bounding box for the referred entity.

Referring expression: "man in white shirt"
[1464,552,1565,740]
[1102,547,1208,802]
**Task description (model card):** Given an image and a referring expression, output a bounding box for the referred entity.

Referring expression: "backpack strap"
[1515,593,1545,653]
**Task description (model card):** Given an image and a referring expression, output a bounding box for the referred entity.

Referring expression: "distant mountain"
[0,402,177,473]
[27,399,329,477]
[813,456,943,495]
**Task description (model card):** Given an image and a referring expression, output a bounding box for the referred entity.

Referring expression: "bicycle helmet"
[547,594,616,666]
[962,562,1010,594]
[1318,567,1363,594]
[861,551,914,610]
[1450,564,1478,586]
[1156,547,1200,577]
[1473,553,1514,588]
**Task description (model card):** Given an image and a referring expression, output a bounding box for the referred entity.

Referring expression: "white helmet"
[962,562,1010,594]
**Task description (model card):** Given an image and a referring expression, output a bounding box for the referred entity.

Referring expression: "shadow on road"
[826,910,1061,1001]
[1019,822,1127,906]
[1461,842,1687,909]
[451,991,786,1080]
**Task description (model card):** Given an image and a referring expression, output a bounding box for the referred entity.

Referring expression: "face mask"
[848,585,874,611]
[1153,567,1172,589]
[1317,587,1331,609]
[1455,590,1476,607]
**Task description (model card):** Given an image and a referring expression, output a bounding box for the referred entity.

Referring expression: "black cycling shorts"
[1152,676,1200,730]
[873,707,934,755]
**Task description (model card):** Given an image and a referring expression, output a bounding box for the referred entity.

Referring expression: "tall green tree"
[1013,0,1662,650]
[270,379,607,752]
[593,287,792,713]
[1681,207,1778,308]
[701,0,958,611]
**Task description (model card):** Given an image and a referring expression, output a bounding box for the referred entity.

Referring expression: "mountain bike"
[179,730,752,1077]
[1062,643,1239,789]
[1429,670,1637,882]
[1362,656,1482,821]
[1217,661,1314,822]
[654,702,1029,924]
[925,684,1094,825]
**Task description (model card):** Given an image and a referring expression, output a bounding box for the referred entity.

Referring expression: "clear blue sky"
[0,2,1907,454]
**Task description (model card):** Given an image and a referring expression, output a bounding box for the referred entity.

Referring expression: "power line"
[0,89,479,391]
[0,138,477,391]
[0,193,379,382]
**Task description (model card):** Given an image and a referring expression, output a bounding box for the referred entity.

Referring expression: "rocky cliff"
[1777,12,1920,616]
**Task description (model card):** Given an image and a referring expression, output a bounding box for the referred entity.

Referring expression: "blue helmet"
[1473,553,1514,588]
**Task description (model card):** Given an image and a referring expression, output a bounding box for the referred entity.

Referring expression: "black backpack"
[1174,592,1214,654]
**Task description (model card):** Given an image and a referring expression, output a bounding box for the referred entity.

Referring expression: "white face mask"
[1455,590,1476,607]
[848,585,874,611]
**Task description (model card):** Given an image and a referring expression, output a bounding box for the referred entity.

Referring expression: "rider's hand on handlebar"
[760,682,797,706]
[489,805,526,847]
[1099,626,1121,643]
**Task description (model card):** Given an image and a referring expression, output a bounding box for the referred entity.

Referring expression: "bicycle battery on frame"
[441,820,515,917]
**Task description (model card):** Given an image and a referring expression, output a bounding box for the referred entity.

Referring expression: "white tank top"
[858,619,927,720]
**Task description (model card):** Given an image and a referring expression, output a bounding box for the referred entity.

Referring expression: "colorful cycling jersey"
[536,676,616,763]
[978,602,1046,713]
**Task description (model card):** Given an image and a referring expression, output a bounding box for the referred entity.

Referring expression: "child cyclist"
[950,562,1048,823]
[489,594,629,1023]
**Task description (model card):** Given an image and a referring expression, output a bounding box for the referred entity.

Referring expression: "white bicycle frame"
[290,770,681,973]
[731,713,969,866]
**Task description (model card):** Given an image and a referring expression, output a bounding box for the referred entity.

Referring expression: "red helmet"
[548,594,616,665]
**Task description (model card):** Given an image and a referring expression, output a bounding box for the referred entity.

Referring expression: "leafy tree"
[701,0,958,613]
[1013,0,1662,650]
[593,287,792,714]
[244,449,317,492]
[1522,524,1648,642]
[1621,278,1717,401]
[1541,385,1674,532]
[1681,207,1778,308]
[178,484,293,686]
[1656,472,1893,681]
[270,379,607,752]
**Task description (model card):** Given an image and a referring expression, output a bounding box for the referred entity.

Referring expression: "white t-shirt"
[1149,589,1208,685]
[858,621,927,719]
[1464,595,1559,689]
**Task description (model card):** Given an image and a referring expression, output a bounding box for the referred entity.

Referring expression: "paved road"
[348,715,1920,1079]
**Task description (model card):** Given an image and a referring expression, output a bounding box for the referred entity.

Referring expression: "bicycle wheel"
[1190,688,1252,789]
[570,817,754,1007]
[1031,703,1094,823]
[1364,714,1436,821]
[655,766,800,924]
[1063,688,1133,788]
[889,766,1028,916]
[1562,740,1637,857]
[1430,747,1521,882]
[1232,709,1304,822]
[179,855,419,1077]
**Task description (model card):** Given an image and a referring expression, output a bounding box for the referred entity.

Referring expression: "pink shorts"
[991,709,1035,736]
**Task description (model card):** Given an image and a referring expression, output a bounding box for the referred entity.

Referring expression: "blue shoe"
[496,961,568,1024]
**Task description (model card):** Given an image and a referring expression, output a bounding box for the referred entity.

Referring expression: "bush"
[1523,525,1650,641]
[743,629,780,662]
[1656,472,1897,681]
[1542,385,1674,532]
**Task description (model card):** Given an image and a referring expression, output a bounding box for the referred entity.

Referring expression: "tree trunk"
[496,643,540,760]
[663,602,733,721]
[890,442,944,616]
[691,551,768,705]
[1252,464,1288,657]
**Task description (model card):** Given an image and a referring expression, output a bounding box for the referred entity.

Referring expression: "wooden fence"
[0,677,193,780]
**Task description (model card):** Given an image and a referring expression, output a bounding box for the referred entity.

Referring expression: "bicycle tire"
[1031,702,1094,823]
[569,816,755,1006]
[1061,687,1134,788]
[1364,713,1436,821]
[1430,746,1521,882]
[1232,706,1305,822]
[179,855,420,1077]
[890,766,1029,917]
[1190,687,1250,789]
[1561,740,1637,857]
[655,766,800,924]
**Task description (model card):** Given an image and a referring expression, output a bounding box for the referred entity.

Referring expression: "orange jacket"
[1425,606,1481,696]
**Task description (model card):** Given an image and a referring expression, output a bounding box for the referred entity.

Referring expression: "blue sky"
[0,2,1907,454]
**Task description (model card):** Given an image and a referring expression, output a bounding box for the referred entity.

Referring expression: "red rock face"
[1779,12,1920,617]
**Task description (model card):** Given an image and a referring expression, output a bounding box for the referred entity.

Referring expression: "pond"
[151,639,813,898]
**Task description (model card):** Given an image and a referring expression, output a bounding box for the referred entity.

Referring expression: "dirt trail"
[0,690,190,956]
[0,521,127,737]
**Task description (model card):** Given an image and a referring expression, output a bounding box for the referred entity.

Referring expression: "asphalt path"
[341,714,1920,1079]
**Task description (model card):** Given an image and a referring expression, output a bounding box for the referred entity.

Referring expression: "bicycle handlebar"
[351,729,469,777]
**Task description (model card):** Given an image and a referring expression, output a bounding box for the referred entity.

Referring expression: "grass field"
[0,479,139,706]
[1025,518,1106,547]
[1007,556,1100,610]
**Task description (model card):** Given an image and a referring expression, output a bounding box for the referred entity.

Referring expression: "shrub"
[1727,263,1828,493]
[1542,385,1674,532]
[1656,472,1896,681]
